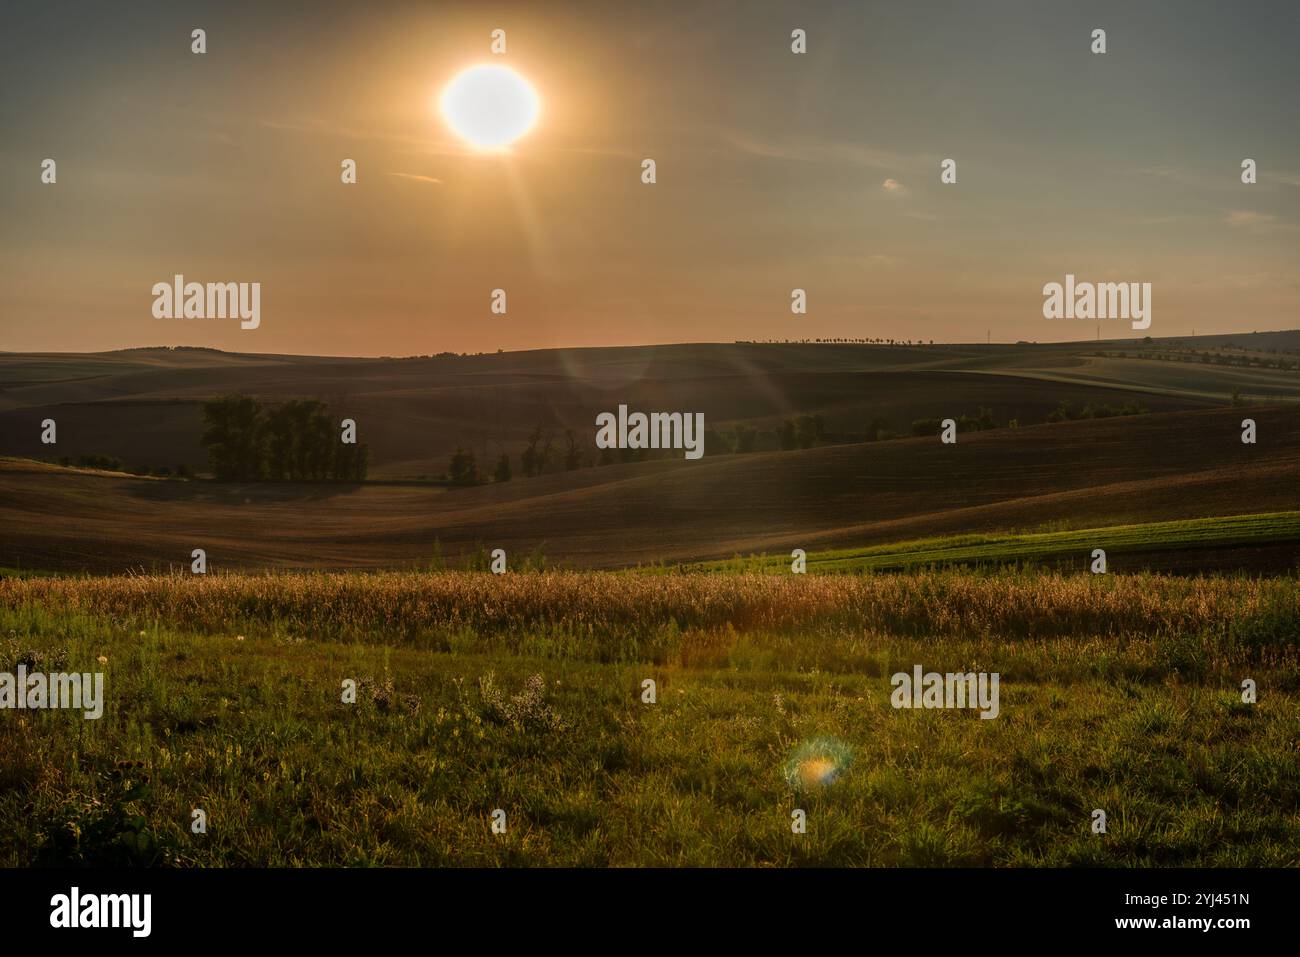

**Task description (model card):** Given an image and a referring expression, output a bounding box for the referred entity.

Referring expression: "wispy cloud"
[1129,165,1206,187]
[261,116,633,163]
[1128,214,1196,226]
[385,172,444,185]
[1224,209,1299,233]
[1127,164,1299,193]
[552,144,643,160]
[259,117,477,156]
[721,130,925,170]
[1226,209,1275,227]
[1126,165,1245,193]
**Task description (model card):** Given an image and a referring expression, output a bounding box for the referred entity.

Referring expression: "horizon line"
[4,328,1299,362]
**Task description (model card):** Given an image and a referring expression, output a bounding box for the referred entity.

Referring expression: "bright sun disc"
[439,64,540,149]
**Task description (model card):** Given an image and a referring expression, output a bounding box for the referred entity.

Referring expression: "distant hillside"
[7,336,1297,479]
[3,405,1297,573]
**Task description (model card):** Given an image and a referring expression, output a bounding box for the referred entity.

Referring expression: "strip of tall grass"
[2,570,1296,666]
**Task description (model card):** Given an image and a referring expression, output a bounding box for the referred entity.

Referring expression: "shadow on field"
[124,480,369,505]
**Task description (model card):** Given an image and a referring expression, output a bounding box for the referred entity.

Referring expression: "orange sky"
[2,0,1298,355]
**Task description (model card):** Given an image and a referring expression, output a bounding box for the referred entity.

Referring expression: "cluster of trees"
[201,395,369,482]
[449,426,592,486]
[1097,345,1299,372]
[522,426,583,475]
[863,417,897,442]
[448,447,482,486]
[779,415,825,450]
[443,391,1162,484]
[54,454,193,478]
[722,416,903,450]
[58,453,123,471]
[910,407,998,436]
[1046,400,1147,422]
[450,410,1016,479]
[1193,352,1296,370]
[701,424,757,455]
[735,338,937,346]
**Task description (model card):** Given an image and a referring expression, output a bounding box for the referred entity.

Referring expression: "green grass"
[981,356,1300,403]
[691,511,1300,574]
[0,569,1297,866]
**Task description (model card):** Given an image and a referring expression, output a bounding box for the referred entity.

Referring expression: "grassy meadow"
[691,512,1300,574]
[1,569,1297,867]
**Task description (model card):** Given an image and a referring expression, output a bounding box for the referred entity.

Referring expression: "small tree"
[305,402,334,479]
[201,394,265,481]
[704,428,734,455]
[1047,400,1074,423]
[331,440,369,482]
[521,425,546,477]
[494,453,512,483]
[793,414,824,449]
[563,429,582,471]
[449,447,479,486]
[264,402,295,479]
[733,423,757,453]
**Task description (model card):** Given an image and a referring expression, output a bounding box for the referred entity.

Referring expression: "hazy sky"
[2,0,1297,355]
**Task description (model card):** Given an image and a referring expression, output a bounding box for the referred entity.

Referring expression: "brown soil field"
[0,341,1262,478]
[3,404,1296,572]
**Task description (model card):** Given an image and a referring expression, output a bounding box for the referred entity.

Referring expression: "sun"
[439,64,540,150]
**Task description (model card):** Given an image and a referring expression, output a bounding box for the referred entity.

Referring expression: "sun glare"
[439,64,540,150]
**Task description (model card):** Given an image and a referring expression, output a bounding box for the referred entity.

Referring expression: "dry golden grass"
[4,569,1297,646]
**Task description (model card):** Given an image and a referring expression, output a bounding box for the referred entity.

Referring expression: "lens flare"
[785,736,853,791]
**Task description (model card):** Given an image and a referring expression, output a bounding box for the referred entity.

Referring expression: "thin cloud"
[1224,209,1299,233]
[1127,164,1278,193]
[259,117,478,157]
[1129,214,1193,226]
[552,144,643,160]
[385,172,444,185]
[1129,165,1203,186]
[1226,209,1274,226]
[721,130,925,170]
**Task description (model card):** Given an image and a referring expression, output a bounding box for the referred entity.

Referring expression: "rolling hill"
[2,402,1297,573]
[5,336,1297,480]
